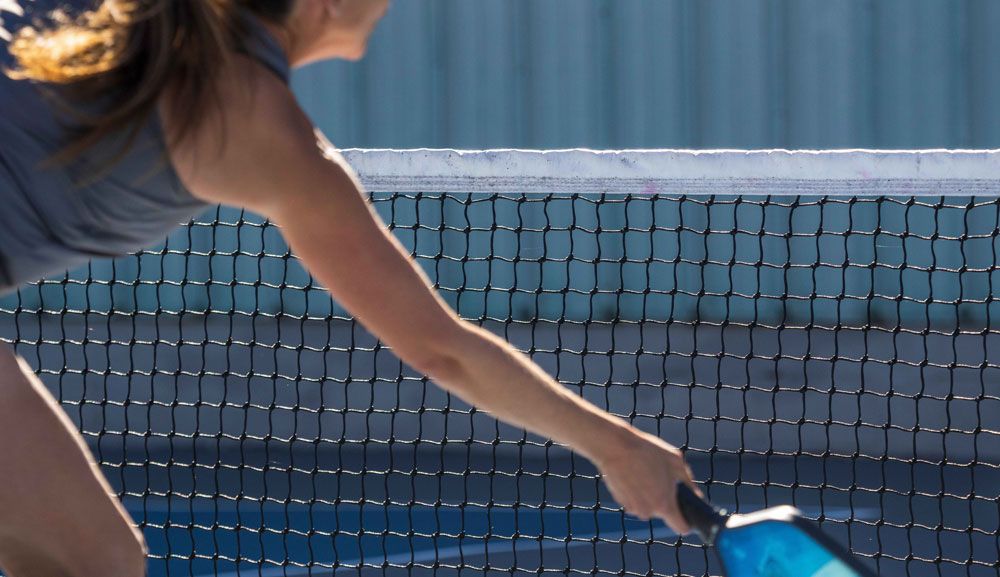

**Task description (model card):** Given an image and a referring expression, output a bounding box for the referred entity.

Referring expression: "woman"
[0,1,695,575]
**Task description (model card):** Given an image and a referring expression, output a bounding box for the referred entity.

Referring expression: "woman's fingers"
[595,432,695,534]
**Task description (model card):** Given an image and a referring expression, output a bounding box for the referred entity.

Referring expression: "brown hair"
[7,0,294,163]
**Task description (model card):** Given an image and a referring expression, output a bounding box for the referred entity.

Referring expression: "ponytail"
[7,0,292,163]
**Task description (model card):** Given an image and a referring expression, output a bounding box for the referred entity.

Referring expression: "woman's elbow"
[413,352,466,384]
[402,322,470,382]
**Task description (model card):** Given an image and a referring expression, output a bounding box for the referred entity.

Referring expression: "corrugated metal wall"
[295,0,1000,150]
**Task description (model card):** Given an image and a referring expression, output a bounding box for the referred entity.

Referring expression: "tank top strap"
[239,11,291,83]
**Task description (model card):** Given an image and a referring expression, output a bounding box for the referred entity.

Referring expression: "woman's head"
[281,0,390,64]
[6,0,389,164]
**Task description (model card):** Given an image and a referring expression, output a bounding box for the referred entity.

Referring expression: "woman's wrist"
[577,414,644,465]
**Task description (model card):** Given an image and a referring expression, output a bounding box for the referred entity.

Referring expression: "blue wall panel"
[294,0,1000,150]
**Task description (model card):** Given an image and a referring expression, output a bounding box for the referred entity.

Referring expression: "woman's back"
[0,2,289,291]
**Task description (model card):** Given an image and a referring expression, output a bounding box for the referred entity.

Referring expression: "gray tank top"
[0,7,291,293]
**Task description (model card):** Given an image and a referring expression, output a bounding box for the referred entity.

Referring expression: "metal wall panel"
[294,0,1000,150]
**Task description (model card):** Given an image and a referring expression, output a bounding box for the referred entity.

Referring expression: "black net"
[1,192,997,577]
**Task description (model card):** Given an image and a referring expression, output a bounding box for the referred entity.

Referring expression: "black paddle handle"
[676,483,727,544]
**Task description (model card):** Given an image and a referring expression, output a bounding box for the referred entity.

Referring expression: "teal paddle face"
[716,520,864,577]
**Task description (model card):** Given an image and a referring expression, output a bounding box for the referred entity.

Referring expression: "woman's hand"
[593,430,696,534]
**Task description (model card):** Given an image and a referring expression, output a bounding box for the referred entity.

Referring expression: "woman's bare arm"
[161,58,694,531]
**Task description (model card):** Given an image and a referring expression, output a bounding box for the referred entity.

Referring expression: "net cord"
[342,148,1000,195]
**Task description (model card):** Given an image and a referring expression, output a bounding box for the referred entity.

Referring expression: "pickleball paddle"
[676,483,878,577]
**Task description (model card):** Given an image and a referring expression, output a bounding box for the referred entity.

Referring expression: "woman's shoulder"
[160,50,313,210]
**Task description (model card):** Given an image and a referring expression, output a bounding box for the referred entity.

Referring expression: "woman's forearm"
[425,323,639,465]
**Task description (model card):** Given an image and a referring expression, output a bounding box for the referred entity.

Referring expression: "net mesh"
[0,150,997,577]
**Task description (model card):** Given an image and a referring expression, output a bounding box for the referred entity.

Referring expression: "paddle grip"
[676,483,726,544]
